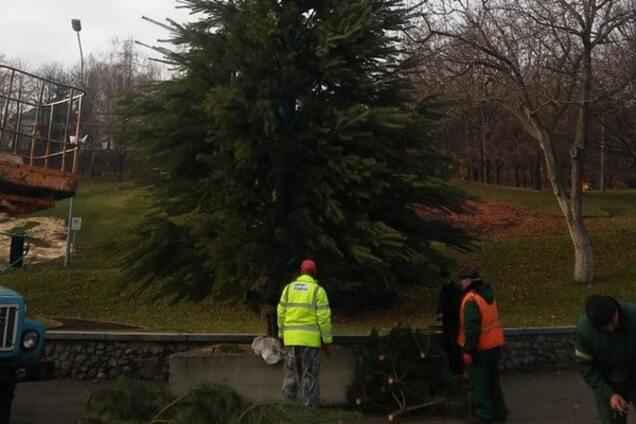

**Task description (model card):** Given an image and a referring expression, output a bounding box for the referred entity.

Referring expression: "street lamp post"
[72,19,84,85]
[65,18,83,267]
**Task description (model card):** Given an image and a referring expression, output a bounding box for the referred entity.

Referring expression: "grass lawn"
[2,179,636,333]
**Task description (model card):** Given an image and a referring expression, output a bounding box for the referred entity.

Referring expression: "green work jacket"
[575,302,636,402]
[277,274,333,348]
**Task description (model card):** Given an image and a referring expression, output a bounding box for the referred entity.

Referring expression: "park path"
[10,371,636,423]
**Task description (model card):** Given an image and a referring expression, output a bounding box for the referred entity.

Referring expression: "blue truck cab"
[0,286,53,420]
[0,286,52,383]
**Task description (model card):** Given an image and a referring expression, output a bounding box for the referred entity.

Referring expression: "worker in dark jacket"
[436,268,464,374]
[575,295,636,423]
[457,269,507,424]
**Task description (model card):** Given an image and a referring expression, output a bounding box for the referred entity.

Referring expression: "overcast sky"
[0,0,193,68]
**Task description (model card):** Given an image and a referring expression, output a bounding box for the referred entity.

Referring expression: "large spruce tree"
[121,0,471,309]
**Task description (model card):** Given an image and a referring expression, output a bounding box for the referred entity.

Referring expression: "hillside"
[1,179,635,333]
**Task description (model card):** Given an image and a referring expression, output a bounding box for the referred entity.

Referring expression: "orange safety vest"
[457,292,505,351]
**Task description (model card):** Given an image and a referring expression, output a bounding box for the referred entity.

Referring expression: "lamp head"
[71,19,82,32]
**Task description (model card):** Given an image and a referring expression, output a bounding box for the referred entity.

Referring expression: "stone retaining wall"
[44,327,577,381]
[498,327,576,372]
[44,332,255,381]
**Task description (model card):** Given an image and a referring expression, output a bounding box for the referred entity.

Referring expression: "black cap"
[585,295,619,329]
[458,268,480,281]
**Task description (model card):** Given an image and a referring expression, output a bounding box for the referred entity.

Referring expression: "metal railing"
[0,65,85,174]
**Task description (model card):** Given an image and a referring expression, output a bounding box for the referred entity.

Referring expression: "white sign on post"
[71,217,82,231]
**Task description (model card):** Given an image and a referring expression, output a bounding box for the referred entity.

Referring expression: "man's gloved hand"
[463,353,473,367]
[322,344,332,356]
[435,313,443,322]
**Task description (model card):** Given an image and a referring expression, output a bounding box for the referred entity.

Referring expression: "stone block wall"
[44,327,578,381]
[44,333,254,381]
[46,340,193,380]
[499,327,576,372]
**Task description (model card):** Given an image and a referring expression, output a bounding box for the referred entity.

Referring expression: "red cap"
[300,259,317,275]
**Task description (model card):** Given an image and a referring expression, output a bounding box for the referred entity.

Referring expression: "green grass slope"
[1,179,635,333]
[2,180,264,333]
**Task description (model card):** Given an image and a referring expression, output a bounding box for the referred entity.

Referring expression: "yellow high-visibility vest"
[277,274,332,348]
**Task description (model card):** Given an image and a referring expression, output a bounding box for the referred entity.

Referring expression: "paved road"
[12,380,93,424]
[9,371,636,423]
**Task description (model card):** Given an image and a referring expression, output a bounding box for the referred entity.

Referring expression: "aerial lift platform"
[0,64,84,215]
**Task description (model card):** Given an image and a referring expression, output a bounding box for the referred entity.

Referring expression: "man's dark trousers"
[469,349,507,421]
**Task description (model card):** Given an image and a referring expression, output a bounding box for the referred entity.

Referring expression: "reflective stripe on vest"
[278,302,317,311]
[280,324,319,332]
[457,292,505,351]
[277,301,329,311]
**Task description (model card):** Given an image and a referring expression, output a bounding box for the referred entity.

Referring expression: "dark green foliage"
[79,382,244,424]
[78,379,174,424]
[348,326,462,417]
[170,383,246,424]
[120,0,472,308]
[123,214,211,302]
[80,380,358,423]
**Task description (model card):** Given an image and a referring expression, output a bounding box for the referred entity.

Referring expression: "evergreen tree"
[120,0,472,308]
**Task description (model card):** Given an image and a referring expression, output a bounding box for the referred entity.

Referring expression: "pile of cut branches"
[348,326,465,421]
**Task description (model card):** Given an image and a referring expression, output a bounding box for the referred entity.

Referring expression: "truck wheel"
[0,383,15,422]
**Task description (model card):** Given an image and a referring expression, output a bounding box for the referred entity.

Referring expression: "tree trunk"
[90,150,96,177]
[570,217,594,282]
[600,122,605,192]
[495,161,503,185]
[465,124,474,181]
[532,153,542,191]
[480,110,488,183]
[557,196,594,282]
[564,39,594,282]
[486,159,492,183]
[534,123,594,283]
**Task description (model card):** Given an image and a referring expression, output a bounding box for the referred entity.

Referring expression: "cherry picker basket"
[0,64,85,215]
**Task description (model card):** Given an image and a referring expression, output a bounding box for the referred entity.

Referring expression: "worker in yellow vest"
[277,259,333,408]
[457,268,508,424]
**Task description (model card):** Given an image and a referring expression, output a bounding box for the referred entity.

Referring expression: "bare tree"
[593,9,636,182]
[82,38,160,175]
[419,0,636,282]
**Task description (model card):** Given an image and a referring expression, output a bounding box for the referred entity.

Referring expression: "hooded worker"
[277,259,333,408]
[457,268,508,424]
[575,295,636,423]
[436,267,464,374]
